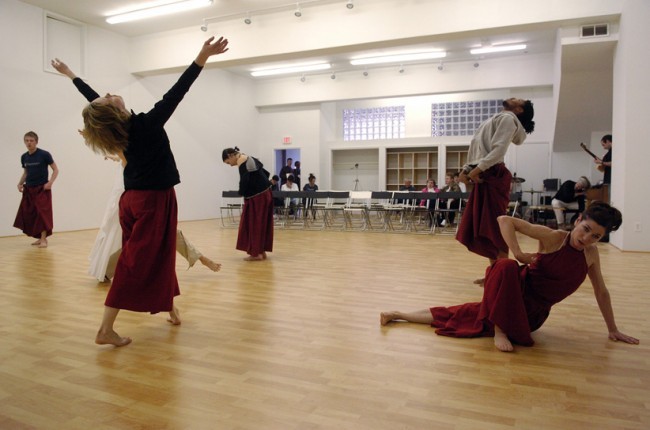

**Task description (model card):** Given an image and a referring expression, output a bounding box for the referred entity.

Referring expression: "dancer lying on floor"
[380,202,639,352]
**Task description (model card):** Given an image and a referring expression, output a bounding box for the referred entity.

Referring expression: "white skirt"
[88,168,124,281]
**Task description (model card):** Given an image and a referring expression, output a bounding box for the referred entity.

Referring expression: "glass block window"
[343,106,405,141]
[431,99,503,137]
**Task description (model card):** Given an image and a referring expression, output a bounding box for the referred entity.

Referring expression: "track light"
[200,21,208,31]
[330,73,336,80]
[244,12,252,24]
[398,65,405,74]
[346,0,354,9]
[107,0,212,24]
[362,70,368,77]
[474,62,480,68]
[294,3,302,17]
[300,74,306,82]
[437,63,444,71]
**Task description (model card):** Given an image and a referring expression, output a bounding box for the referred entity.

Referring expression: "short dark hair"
[222,146,240,161]
[24,131,39,142]
[272,175,279,181]
[518,100,535,134]
[287,174,295,182]
[582,201,622,234]
[601,134,612,143]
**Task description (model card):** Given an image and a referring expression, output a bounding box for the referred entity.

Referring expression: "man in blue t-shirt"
[14,131,59,247]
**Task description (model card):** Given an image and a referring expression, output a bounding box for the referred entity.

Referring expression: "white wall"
[0,0,257,237]
[610,0,650,251]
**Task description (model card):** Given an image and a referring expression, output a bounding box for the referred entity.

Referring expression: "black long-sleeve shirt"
[72,62,203,190]
[553,180,586,212]
[239,156,271,198]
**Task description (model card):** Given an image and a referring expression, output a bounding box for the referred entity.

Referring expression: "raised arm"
[145,36,229,126]
[586,246,639,344]
[51,58,100,102]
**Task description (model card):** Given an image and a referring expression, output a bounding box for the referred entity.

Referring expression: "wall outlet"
[635,222,642,232]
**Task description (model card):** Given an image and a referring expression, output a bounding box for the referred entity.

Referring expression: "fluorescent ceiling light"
[106,0,213,24]
[250,62,331,77]
[470,44,527,55]
[350,51,446,66]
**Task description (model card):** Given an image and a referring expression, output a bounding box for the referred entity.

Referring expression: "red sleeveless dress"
[431,234,588,346]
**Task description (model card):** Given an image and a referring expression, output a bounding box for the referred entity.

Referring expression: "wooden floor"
[1,220,649,430]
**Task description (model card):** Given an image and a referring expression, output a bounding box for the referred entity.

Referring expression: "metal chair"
[220,190,243,228]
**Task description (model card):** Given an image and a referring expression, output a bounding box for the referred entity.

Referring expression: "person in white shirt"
[456,98,535,283]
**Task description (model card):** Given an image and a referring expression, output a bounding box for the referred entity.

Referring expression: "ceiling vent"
[581,23,609,38]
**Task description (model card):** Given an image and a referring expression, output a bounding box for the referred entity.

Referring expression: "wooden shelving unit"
[386,148,438,191]
[386,146,469,190]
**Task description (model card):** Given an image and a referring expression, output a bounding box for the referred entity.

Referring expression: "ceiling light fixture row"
[253,43,526,78]
[199,0,354,32]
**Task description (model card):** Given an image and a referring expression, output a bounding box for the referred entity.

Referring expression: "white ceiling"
[18,0,617,149]
[20,0,559,76]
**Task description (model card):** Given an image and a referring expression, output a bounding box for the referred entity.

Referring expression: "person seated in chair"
[552,176,590,230]
[437,172,462,226]
[270,175,284,214]
[281,174,299,214]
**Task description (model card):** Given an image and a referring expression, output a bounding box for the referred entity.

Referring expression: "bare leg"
[262,252,268,260]
[244,255,264,261]
[95,306,131,346]
[474,252,507,285]
[493,324,514,352]
[198,255,221,272]
[380,309,434,326]
[38,231,48,248]
[167,305,181,325]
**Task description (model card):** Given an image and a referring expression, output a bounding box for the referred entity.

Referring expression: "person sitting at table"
[551,176,591,230]
[281,174,299,214]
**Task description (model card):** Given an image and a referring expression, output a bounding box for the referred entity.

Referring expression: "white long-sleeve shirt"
[464,110,527,172]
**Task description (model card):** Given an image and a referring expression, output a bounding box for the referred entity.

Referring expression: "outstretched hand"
[195,36,229,67]
[609,330,639,345]
[51,58,76,79]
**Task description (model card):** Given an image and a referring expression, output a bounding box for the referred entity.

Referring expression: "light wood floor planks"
[1,219,649,429]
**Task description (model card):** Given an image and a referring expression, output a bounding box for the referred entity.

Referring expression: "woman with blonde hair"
[51,36,229,347]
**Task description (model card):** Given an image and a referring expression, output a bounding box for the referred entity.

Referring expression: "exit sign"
[283,136,292,144]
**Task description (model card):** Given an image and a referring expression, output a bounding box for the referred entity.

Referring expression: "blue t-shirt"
[21,148,54,187]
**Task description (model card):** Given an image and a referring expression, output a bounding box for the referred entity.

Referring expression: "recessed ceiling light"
[250,62,331,77]
[470,44,527,55]
[350,51,446,66]
[106,0,213,24]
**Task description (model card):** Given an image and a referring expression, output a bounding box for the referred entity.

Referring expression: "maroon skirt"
[237,189,274,256]
[456,163,512,259]
[105,188,179,313]
[14,185,53,238]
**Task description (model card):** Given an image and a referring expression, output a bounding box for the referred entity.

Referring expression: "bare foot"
[473,277,485,286]
[31,239,41,246]
[167,306,181,325]
[95,329,132,347]
[37,240,48,248]
[199,255,221,272]
[380,311,400,326]
[262,252,268,260]
[244,255,264,261]
[493,328,514,352]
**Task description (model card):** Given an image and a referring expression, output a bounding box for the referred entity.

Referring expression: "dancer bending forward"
[381,202,639,352]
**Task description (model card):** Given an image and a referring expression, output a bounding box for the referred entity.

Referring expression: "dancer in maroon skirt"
[14,131,59,248]
[381,202,639,352]
[222,147,274,261]
[51,36,229,347]
[456,98,535,283]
